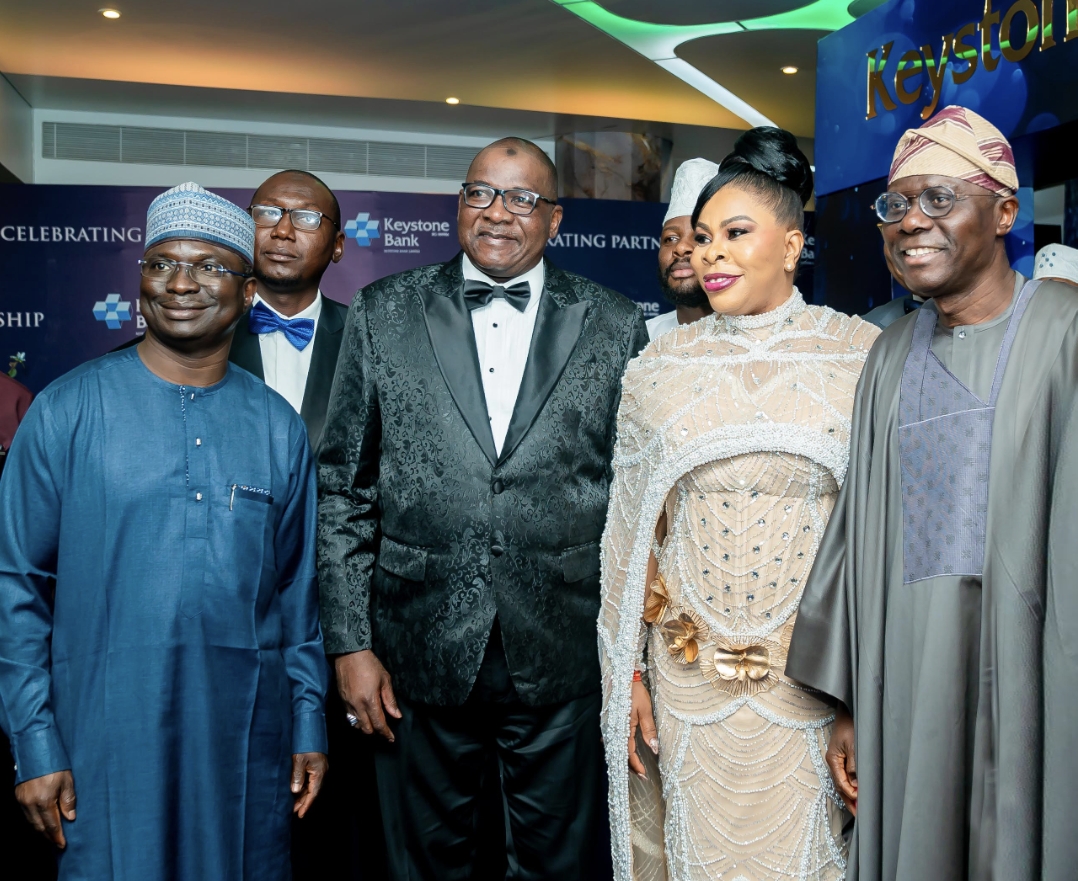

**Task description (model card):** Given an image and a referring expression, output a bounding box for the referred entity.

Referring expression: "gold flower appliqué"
[642,574,670,625]
[661,609,709,664]
[699,625,792,698]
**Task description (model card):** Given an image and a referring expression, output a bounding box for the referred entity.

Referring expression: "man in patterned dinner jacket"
[317,137,649,881]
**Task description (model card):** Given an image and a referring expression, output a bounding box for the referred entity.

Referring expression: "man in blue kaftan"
[0,182,328,880]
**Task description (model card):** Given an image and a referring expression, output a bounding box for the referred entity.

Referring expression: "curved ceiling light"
[550,0,855,127]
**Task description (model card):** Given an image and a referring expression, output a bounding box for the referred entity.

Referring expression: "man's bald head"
[254,169,340,227]
[469,138,557,200]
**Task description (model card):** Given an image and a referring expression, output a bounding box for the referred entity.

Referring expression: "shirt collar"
[460,253,545,301]
[253,290,323,322]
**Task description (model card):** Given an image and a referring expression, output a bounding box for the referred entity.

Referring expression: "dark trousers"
[291,674,388,880]
[374,624,610,881]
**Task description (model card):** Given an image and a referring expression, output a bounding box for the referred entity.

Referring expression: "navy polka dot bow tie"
[248,301,316,350]
[462,279,531,313]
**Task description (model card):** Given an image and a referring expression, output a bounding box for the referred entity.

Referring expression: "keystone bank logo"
[92,293,132,329]
[345,212,380,247]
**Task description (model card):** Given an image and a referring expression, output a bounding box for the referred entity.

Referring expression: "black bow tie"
[462,279,531,313]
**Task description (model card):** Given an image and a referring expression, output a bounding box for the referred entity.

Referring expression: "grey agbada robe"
[786,277,1078,881]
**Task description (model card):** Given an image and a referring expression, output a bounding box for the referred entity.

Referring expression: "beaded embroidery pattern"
[600,290,879,881]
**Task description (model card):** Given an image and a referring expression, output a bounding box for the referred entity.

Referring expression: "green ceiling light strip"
[744,0,856,33]
[551,0,855,127]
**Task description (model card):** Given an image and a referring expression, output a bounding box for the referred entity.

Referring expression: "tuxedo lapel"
[300,299,346,446]
[498,262,588,464]
[228,313,264,380]
[419,255,498,466]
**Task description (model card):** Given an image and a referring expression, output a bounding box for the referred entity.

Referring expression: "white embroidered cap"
[664,158,720,224]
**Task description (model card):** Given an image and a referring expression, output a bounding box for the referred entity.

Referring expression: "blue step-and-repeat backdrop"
[0,186,678,394]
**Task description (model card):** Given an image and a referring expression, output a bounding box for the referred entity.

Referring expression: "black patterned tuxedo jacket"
[317,253,649,707]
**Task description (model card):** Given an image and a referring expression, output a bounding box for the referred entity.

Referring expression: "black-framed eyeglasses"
[874,185,999,224]
[138,258,250,285]
[460,183,557,216]
[249,204,339,231]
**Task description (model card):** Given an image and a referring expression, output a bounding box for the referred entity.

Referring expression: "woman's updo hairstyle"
[691,127,813,232]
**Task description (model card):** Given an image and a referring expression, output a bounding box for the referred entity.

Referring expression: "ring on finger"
[346,712,359,727]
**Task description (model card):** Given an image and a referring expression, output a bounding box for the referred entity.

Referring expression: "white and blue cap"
[145,181,255,264]
[1034,243,1078,284]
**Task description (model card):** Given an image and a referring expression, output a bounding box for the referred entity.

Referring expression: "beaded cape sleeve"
[599,292,879,881]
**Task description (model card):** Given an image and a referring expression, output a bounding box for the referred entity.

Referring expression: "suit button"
[491,544,505,557]
[492,479,504,494]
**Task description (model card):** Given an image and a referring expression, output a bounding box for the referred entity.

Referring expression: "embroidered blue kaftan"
[0,348,328,880]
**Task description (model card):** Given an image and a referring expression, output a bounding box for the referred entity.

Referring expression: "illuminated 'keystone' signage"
[866,0,1076,121]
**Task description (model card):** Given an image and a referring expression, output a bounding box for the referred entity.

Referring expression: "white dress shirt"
[645,310,679,340]
[462,254,545,455]
[254,291,322,414]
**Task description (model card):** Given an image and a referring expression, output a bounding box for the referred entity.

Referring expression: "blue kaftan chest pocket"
[201,482,274,633]
[230,484,274,507]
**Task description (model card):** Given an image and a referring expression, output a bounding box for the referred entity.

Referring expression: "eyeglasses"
[249,204,338,232]
[460,183,557,216]
[874,185,999,224]
[138,258,250,285]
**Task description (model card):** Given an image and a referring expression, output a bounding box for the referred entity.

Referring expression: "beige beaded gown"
[600,291,879,881]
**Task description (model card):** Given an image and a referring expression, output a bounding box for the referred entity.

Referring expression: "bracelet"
[632,670,643,682]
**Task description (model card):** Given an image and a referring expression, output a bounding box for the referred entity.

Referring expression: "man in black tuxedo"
[317,137,649,881]
[230,170,348,446]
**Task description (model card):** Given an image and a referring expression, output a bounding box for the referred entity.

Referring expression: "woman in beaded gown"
[600,128,879,881]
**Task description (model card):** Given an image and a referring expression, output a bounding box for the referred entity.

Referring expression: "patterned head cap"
[665,157,720,224]
[888,106,1018,196]
[145,181,255,264]
[1034,244,1078,284]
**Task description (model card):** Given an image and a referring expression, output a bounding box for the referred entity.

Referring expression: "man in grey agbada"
[787,105,1078,880]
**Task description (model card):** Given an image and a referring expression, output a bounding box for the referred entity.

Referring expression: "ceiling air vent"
[41,122,478,180]
[185,130,247,168]
[53,122,122,163]
[119,127,185,165]
[308,138,368,175]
